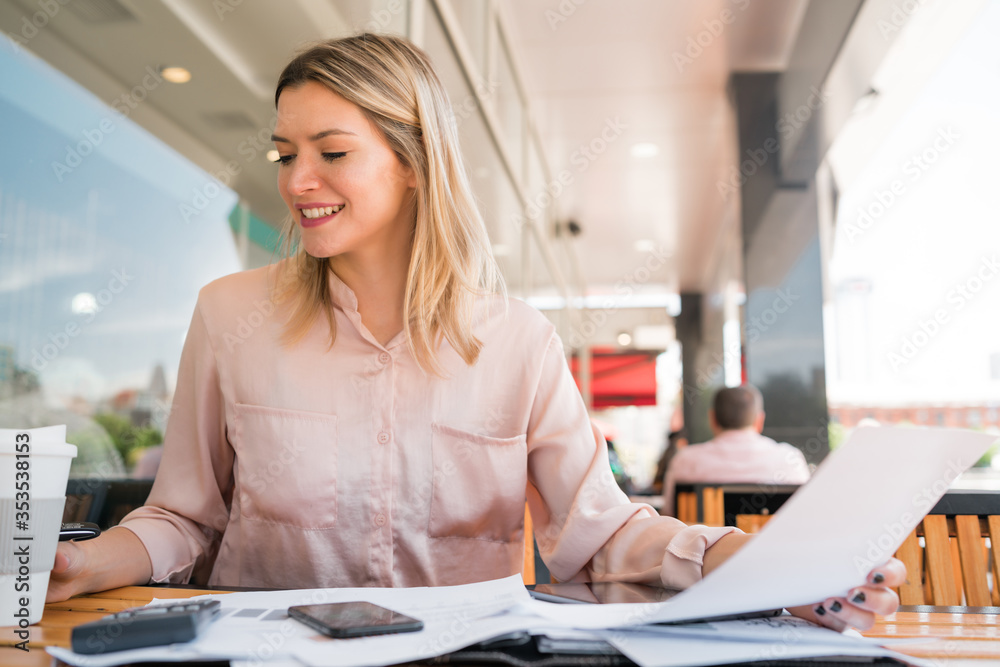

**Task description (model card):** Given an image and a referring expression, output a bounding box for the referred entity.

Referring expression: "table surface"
[2,588,999,667]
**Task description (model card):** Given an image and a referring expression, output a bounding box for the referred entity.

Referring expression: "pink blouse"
[119,264,735,589]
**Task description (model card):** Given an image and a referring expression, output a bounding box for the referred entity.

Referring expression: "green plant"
[828,421,847,452]
[973,439,998,468]
[92,413,163,465]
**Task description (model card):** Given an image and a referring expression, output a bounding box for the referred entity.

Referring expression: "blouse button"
[374,513,387,527]
[378,352,391,364]
[377,431,391,445]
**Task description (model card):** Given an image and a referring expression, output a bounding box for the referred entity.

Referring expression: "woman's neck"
[330,249,410,346]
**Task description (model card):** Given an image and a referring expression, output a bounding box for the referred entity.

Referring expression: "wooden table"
[865,605,1000,666]
[3,590,999,666]
[0,586,230,666]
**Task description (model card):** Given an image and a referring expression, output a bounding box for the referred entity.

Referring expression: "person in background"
[649,428,687,496]
[662,384,811,516]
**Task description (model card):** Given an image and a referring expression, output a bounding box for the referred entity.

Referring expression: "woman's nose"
[286,156,321,195]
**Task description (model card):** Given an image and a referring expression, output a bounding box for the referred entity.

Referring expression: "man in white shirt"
[662,384,811,517]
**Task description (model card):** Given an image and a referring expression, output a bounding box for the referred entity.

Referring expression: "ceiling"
[1,0,811,297]
[499,0,808,293]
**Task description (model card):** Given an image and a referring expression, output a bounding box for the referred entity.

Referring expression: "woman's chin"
[300,241,339,260]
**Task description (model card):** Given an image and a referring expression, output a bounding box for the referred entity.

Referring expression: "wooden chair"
[674,483,801,528]
[892,491,1000,607]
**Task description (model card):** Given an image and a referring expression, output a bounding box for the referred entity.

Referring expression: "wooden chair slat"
[896,529,925,606]
[702,487,725,526]
[955,515,991,607]
[923,515,959,605]
[522,502,535,586]
[950,537,964,603]
[735,514,773,534]
[989,515,1000,607]
[676,491,697,524]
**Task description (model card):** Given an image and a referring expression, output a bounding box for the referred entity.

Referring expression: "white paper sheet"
[525,425,997,628]
[603,622,935,667]
[48,575,532,667]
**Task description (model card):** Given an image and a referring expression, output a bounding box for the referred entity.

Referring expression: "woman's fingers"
[788,558,906,632]
[867,557,906,588]
[846,582,901,617]
[46,541,83,603]
[816,594,879,631]
[787,602,850,632]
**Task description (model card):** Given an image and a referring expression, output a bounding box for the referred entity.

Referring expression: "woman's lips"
[298,204,344,228]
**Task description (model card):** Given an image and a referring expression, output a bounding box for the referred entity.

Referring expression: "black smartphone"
[287,601,423,639]
[59,522,101,541]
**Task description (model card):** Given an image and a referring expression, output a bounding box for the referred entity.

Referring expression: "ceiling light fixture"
[266,150,281,163]
[160,66,192,84]
[630,142,660,158]
[617,332,632,347]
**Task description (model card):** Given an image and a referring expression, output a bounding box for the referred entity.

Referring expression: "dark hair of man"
[713,385,763,430]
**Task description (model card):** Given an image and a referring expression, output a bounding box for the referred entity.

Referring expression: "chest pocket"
[428,423,527,542]
[232,403,338,528]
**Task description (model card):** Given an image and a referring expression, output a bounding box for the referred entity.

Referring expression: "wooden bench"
[892,490,1000,607]
[718,489,1000,607]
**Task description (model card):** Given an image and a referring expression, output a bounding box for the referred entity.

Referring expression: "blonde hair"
[272,33,505,374]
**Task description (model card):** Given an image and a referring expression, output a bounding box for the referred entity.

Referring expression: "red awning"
[569,348,658,408]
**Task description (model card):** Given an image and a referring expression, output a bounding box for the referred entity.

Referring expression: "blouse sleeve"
[525,332,737,589]
[117,298,234,584]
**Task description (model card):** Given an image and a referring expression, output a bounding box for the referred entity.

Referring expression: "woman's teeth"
[301,205,344,219]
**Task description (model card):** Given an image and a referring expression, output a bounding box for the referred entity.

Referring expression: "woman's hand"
[45,527,154,603]
[788,558,906,631]
[46,540,89,602]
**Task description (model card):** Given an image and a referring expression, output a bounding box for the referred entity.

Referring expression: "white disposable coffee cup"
[1,425,77,627]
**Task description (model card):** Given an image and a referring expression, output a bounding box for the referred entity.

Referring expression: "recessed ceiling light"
[71,292,98,315]
[617,332,632,347]
[630,142,659,158]
[266,150,281,163]
[160,66,192,84]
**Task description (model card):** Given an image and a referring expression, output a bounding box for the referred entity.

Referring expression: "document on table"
[48,425,988,667]
[601,615,935,667]
[48,575,538,667]
[525,425,997,628]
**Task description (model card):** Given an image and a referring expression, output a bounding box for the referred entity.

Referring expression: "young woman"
[48,34,902,632]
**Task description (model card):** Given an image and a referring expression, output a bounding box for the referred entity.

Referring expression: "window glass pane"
[0,35,241,475]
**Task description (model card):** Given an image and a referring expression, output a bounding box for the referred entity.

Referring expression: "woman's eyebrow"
[270,128,357,143]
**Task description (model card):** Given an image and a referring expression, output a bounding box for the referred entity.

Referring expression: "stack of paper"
[47,426,995,667]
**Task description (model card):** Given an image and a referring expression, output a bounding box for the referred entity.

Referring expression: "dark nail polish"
[830,601,842,613]
[872,573,885,584]
[815,605,826,616]
[852,591,866,604]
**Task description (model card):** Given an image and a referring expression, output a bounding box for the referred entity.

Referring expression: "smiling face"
[273,81,417,262]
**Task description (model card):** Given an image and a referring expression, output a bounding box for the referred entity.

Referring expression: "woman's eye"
[276,155,294,165]
[322,152,347,162]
